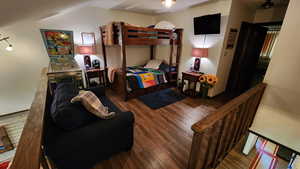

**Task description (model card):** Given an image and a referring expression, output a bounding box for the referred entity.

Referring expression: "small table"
[181,72,203,97]
[85,69,106,87]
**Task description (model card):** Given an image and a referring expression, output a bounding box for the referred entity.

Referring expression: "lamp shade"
[192,48,208,58]
[77,45,95,55]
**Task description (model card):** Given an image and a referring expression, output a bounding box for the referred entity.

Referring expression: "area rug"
[138,88,186,109]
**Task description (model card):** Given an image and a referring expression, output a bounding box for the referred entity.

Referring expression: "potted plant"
[199,74,218,98]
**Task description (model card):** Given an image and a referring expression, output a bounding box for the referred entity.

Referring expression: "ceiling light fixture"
[161,0,176,8]
[0,34,13,51]
[262,0,274,9]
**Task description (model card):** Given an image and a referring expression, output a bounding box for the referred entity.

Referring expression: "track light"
[6,44,13,51]
[0,34,13,52]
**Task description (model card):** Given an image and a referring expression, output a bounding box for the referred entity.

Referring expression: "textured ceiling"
[0,0,214,26]
[0,0,211,26]
[0,0,290,27]
[243,0,290,9]
[109,0,210,14]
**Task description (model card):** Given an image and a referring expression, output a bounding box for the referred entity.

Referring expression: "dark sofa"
[43,82,135,169]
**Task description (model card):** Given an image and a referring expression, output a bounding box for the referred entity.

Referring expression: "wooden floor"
[93,89,230,169]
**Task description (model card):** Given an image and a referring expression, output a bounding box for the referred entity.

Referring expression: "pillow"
[144,60,163,69]
[71,90,115,119]
[50,82,97,131]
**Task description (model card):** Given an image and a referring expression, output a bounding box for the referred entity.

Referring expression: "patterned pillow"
[144,59,163,69]
[71,90,115,119]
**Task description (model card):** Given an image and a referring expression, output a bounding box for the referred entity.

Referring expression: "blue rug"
[138,88,186,109]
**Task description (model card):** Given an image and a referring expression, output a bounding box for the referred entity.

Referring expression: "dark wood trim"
[150,45,156,60]
[10,68,49,169]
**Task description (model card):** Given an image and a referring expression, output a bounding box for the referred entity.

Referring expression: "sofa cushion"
[71,90,115,119]
[45,111,134,169]
[50,83,98,131]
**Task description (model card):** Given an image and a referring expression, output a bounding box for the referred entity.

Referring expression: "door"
[226,22,267,96]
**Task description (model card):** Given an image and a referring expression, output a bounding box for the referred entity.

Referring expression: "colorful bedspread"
[126,66,167,90]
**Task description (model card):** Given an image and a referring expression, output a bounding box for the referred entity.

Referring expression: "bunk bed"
[100,22,183,100]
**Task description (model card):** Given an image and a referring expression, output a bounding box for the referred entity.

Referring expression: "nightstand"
[181,72,203,97]
[85,68,106,87]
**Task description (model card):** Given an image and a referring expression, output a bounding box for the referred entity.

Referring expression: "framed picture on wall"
[0,126,13,154]
[226,28,238,49]
[81,32,96,46]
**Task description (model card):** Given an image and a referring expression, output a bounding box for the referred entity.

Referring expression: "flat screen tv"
[194,13,221,35]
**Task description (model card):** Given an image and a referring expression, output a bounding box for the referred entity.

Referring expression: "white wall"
[259,0,300,117]
[0,7,155,114]
[155,0,232,96]
[155,0,257,97]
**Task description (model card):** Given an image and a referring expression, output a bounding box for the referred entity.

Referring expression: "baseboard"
[0,109,29,118]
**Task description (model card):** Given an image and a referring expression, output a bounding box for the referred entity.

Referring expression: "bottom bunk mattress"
[126,66,168,91]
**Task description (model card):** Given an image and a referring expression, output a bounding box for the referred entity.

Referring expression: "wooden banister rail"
[10,68,49,169]
[188,83,267,169]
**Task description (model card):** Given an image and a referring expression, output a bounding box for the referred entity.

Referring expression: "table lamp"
[77,45,95,69]
[191,48,208,72]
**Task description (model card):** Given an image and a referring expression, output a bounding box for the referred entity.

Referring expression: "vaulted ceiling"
[0,0,210,27]
[0,0,290,27]
[243,0,290,9]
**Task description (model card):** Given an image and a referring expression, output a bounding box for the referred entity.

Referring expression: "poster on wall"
[0,126,13,154]
[226,28,238,49]
[40,29,77,70]
[40,29,74,58]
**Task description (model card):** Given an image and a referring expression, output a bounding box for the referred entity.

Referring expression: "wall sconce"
[0,34,13,51]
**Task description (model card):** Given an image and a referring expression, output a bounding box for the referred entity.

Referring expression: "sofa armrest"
[86,86,106,97]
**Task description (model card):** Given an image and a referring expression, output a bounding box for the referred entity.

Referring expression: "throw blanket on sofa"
[126,66,167,90]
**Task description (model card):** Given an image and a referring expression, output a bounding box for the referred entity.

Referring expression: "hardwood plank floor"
[93,89,229,169]
[93,89,288,169]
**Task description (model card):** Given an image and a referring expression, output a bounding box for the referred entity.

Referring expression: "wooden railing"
[188,83,267,169]
[10,68,50,169]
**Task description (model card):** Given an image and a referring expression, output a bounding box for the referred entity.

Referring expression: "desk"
[181,72,203,97]
[244,105,300,168]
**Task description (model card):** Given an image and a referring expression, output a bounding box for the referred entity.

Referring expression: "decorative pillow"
[144,60,163,69]
[71,91,115,119]
[50,82,97,131]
